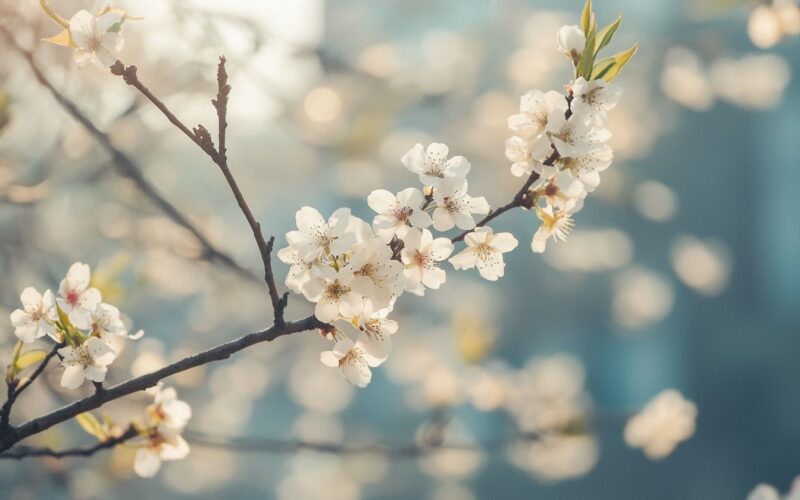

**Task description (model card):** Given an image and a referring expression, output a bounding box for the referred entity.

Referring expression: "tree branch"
[0,27,258,284]
[109,59,287,323]
[1,343,63,428]
[0,314,328,452]
[0,426,138,460]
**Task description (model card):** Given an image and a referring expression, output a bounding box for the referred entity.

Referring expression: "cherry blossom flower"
[531,168,588,211]
[58,337,116,389]
[277,246,314,293]
[68,9,125,69]
[302,266,363,323]
[349,304,398,361]
[320,338,381,387]
[531,202,579,254]
[556,25,586,65]
[286,207,355,262]
[57,262,102,330]
[133,426,190,478]
[146,384,192,430]
[401,143,471,187]
[570,77,623,126]
[345,238,403,309]
[546,114,613,190]
[431,179,490,232]
[400,228,454,295]
[10,287,56,343]
[449,227,519,281]
[505,136,553,178]
[624,389,697,460]
[508,90,568,138]
[90,303,126,339]
[368,187,432,243]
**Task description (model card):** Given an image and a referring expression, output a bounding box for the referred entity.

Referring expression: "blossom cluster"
[9,262,143,389]
[623,389,697,460]
[280,13,631,387]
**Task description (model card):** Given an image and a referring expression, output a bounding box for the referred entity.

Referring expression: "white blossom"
[431,179,490,232]
[68,9,125,69]
[277,246,314,294]
[624,389,697,460]
[400,228,454,295]
[57,262,102,330]
[58,337,116,389]
[531,167,588,212]
[302,266,363,323]
[9,287,56,343]
[570,77,623,126]
[555,25,586,64]
[531,201,579,254]
[133,426,190,478]
[401,143,471,187]
[146,384,192,430]
[546,113,613,190]
[345,238,403,309]
[90,303,127,339]
[320,338,381,387]
[508,90,568,138]
[505,135,554,178]
[349,304,398,361]
[449,227,518,281]
[368,187,432,242]
[286,207,355,262]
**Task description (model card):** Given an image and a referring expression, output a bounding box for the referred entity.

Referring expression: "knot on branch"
[109,61,138,85]
[192,124,217,157]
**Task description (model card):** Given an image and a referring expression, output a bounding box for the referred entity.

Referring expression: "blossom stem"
[0,425,138,460]
[0,343,63,429]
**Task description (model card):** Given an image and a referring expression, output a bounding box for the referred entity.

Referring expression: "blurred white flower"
[449,227,518,281]
[134,426,190,478]
[58,337,116,389]
[747,481,800,500]
[624,389,697,460]
[401,143,471,187]
[68,9,125,69]
[400,229,454,295]
[90,303,126,339]
[10,287,56,343]
[147,384,192,430]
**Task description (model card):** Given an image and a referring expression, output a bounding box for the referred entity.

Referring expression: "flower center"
[66,289,80,306]
[394,206,413,223]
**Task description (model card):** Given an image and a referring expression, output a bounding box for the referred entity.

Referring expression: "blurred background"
[0,0,799,498]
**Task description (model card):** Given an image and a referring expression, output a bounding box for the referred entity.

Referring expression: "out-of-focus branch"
[110,58,287,322]
[0,27,259,285]
[0,313,328,452]
[0,426,138,460]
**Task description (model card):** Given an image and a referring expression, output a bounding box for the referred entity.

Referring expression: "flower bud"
[556,25,586,66]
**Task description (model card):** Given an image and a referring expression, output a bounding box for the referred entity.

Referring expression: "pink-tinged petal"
[134,448,162,478]
[432,208,454,232]
[295,206,325,234]
[20,287,42,311]
[65,262,91,292]
[491,232,519,253]
[83,365,108,383]
[61,365,85,389]
[367,189,396,213]
[449,248,477,270]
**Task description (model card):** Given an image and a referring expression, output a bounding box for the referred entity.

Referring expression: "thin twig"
[0,27,258,284]
[110,59,287,322]
[0,426,138,460]
[0,343,63,428]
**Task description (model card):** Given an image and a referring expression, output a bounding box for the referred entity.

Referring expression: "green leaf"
[596,15,622,53]
[15,350,46,372]
[5,341,23,383]
[591,43,638,82]
[581,0,595,35]
[76,413,106,440]
[577,27,597,80]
